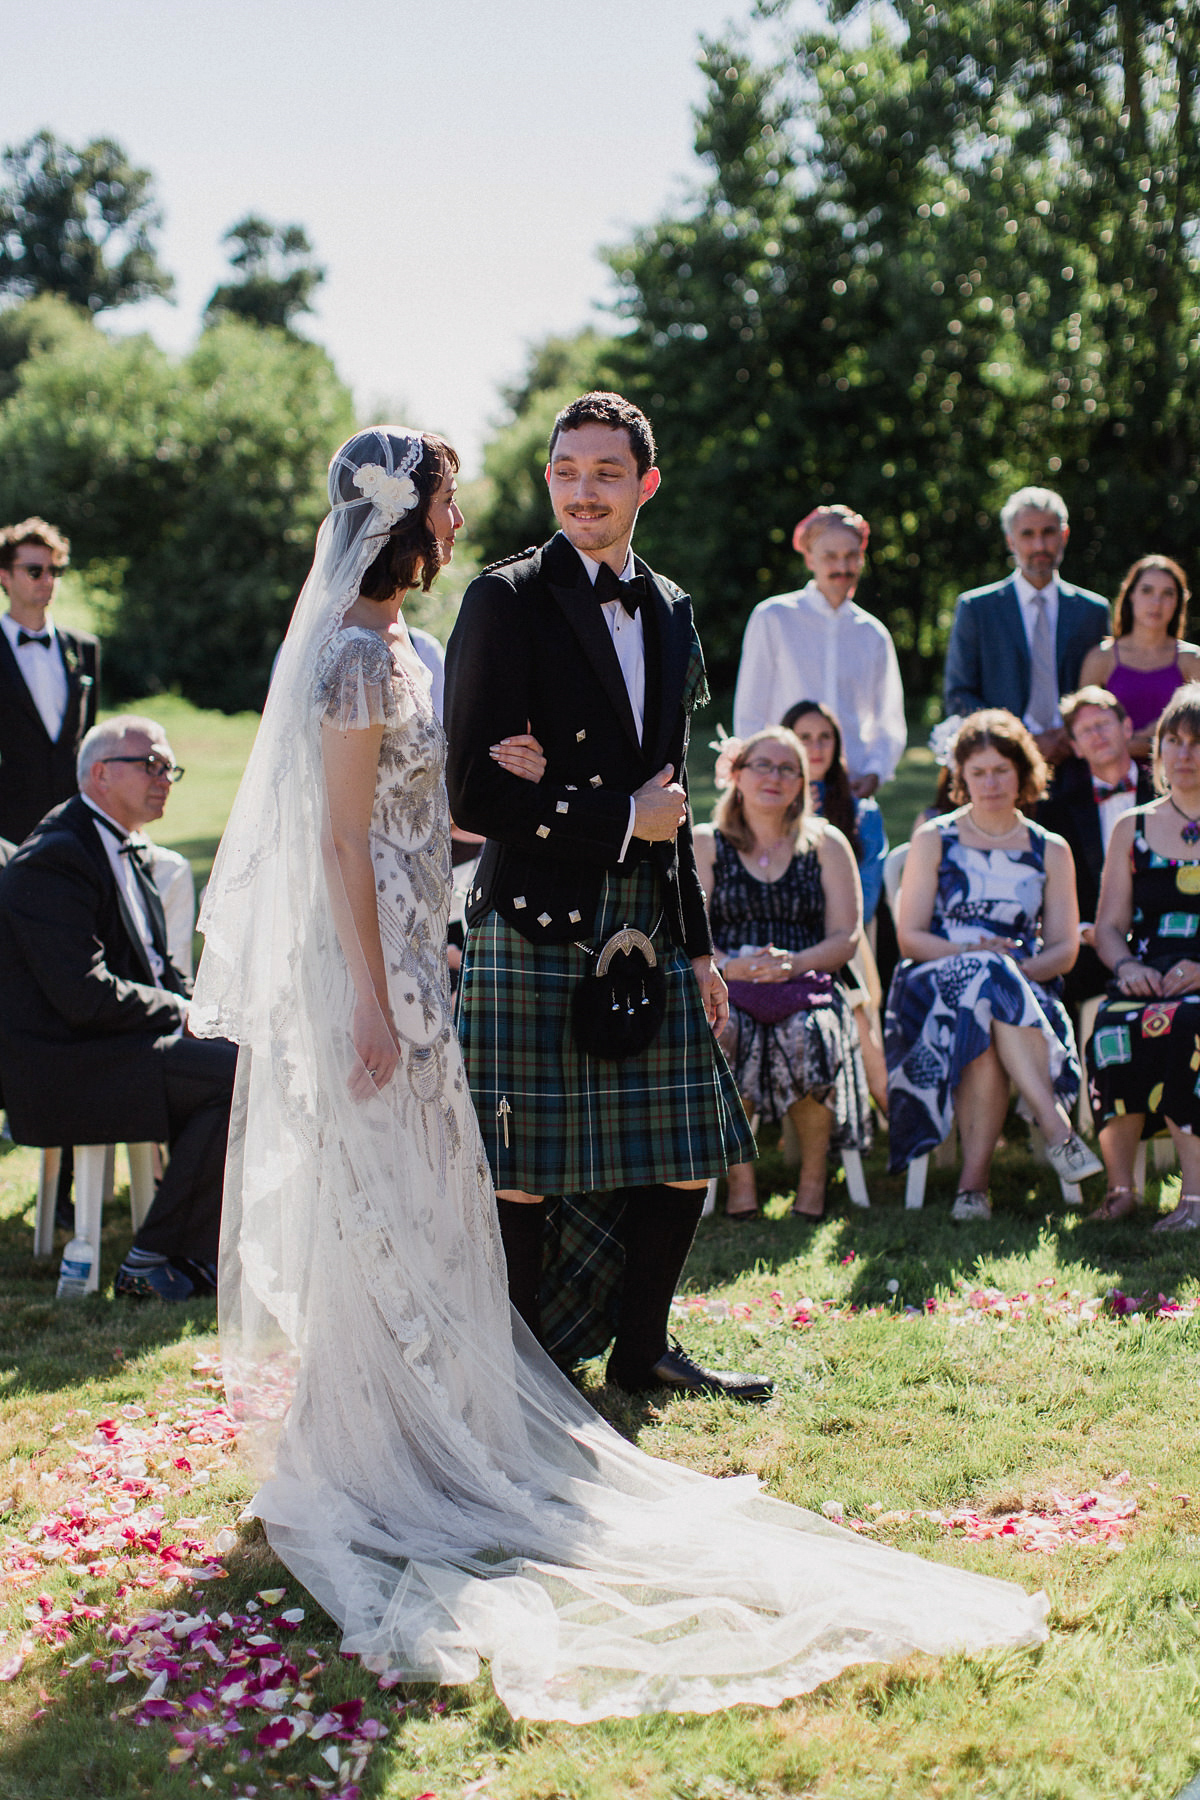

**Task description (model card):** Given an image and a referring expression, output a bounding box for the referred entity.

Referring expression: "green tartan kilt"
[455,865,755,1195]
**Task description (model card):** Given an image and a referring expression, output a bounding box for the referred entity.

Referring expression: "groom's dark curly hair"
[548,391,656,477]
[357,433,460,600]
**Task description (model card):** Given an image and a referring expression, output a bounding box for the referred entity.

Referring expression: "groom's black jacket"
[444,532,712,956]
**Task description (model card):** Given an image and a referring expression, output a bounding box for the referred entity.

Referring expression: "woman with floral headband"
[732,502,906,798]
[189,428,1048,1723]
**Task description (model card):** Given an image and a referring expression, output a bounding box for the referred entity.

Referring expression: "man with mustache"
[445,391,767,1402]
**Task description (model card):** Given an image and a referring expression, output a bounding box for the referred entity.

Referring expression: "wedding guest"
[1086,684,1200,1227]
[695,726,870,1222]
[1040,688,1156,1008]
[886,710,1101,1220]
[0,518,98,845]
[943,488,1108,769]
[0,715,237,1298]
[780,700,887,924]
[1077,555,1199,761]
[733,504,905,797]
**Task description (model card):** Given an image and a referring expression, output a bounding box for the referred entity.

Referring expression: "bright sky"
[10,0,810,473]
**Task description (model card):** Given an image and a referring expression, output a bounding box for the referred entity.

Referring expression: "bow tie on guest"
[593,563,646,618]
[16,629,51,648]
[1093,773,1136,802]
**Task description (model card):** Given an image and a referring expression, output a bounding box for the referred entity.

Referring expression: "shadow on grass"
[688,1127,1200,1313]
[0,1179,216,1396]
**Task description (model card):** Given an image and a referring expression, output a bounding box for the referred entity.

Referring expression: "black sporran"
[572,926,667,1060]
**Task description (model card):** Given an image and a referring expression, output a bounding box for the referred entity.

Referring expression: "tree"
[0,131,173,313]
[204,215,324,330]
[595,2,1200,702]
[0,314,355,711]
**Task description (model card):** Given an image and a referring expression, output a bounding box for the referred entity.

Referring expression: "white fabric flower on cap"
[352,462,418,526]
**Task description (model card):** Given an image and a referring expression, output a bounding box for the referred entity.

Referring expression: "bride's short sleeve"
[315,631,410,732]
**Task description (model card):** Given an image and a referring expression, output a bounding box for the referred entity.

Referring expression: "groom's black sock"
[609,1183,705,1378]
[495,1197,546,1343]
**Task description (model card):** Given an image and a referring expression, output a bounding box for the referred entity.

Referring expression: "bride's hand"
[490,727,546,783]
[350,998,401,1100]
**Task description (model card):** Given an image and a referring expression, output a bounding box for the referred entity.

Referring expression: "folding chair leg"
[905,1155,929,1209]
[73,1145,109,1296]
[33,1148,61,1258]
[126,1143,158,1233]
[840,1148,870,1208]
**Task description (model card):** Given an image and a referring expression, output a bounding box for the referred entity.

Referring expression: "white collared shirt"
[1,612,68,740]
[1013,572,1062,732]
[82,797,166,985]
[575,547,643,861]
[732,581,906,782]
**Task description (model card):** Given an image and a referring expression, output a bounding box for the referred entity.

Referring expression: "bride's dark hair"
[331,429,460,600]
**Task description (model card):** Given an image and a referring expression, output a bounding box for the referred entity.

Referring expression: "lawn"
[3,687,1200,1797]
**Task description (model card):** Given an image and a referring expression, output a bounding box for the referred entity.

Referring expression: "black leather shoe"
[115,1260,197,1302]
[607,1339,774,1404]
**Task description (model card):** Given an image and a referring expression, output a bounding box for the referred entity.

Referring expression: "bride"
[192,426,1048,1723]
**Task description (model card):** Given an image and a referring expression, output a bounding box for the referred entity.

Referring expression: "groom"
[445,392,768,1401]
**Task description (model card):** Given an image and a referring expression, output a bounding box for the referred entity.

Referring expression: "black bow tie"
[17,629,50,648]
[1094,774,1136,801]
[593,563,646,618]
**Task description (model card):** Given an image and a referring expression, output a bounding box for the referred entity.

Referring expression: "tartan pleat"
[455,866,755,1194]
[540,1193,627,1366]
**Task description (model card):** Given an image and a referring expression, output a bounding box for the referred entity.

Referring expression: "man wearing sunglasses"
[0,715,238,1301]
[0,517,99,846]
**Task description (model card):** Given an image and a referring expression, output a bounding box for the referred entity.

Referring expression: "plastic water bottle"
[56,1234,94,1299]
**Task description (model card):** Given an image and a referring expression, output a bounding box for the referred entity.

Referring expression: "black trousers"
[131,1033,239,1263]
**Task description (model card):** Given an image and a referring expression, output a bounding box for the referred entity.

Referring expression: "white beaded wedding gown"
[193,429,1047,1724]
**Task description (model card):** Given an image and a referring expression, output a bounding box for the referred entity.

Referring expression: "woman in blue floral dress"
[886,710,1102,1220]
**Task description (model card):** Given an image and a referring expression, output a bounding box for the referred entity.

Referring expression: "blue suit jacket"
[943,576,1109,720]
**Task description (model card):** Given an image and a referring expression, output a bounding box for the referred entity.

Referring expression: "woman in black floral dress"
[694,726,871,1222]
[1089,683,1200,1227]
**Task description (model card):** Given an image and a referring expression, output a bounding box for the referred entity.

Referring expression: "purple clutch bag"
[725,971,834,1025]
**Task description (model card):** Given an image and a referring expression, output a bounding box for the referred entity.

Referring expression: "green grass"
[4,1122,1200,1798]
[5,656,1199,1794]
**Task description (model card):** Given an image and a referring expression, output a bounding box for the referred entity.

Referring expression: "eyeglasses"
[11,562,66,580]
[739,758,805,780]
[101,754,186,783]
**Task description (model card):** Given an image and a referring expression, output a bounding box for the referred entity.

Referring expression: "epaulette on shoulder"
[482,545,540,575]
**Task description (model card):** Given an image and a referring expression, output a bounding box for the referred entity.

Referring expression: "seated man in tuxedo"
[943,487,1108,771]
[0,518,99,845]
[1040,687,1156,1008]
[0,715,238,1300]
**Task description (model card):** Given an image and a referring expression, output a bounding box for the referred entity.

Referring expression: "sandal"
[1152,1194,1200,1233]
[1094,1187,1141,1222]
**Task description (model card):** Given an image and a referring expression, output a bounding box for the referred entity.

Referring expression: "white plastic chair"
[33,1143,158,1296]
[904,1130,1082,1210]
[703,1147,869,1217]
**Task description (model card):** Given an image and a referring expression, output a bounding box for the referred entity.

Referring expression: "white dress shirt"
[732,582,907,783]
[82,797,166,985]
[575,547,643,861]
[1012,572,1062,732]
[1,612,68,741]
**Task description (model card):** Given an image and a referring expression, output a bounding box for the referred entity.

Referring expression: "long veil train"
[191,428,1047,1722]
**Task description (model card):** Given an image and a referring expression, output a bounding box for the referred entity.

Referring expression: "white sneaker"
[951,1190,992,1222]
[1045,1132,1104,1184]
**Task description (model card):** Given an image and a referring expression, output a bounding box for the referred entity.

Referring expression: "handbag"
[725,970,834,1025]
[572,925,667,1060]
